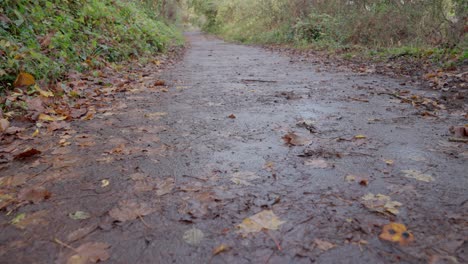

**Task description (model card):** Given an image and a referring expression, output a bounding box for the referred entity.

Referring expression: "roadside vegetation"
[188,0,467,67]
[0,0,184,92]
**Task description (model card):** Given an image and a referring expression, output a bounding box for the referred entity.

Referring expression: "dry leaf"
[14,148,41,160]
[18,186,51,203]
[67,242,110,264]
[154,80,165,86]
[156,178,174,196]
[0,118,10,132]
[12,210,48,229]
[13,72,35,87]
[354,134,367,139]
[228,114,236,119]
[379,223,414,246]
[304,159,329,168]
[109,200,155,222]
[401,170,434,182]
[283,132,310,146]
[314,239,336,251]
[237,210,285,236]
[362,193,401,215]
[231,171,260,186]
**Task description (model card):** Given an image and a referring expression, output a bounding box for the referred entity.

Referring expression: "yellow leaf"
[101,179,109,187]
[34,85,54,97]
[38,113,55,122]
[354,134,367,139]
[385,159,394,165]
[13,72,35,87]
[212,244,229,255]
[32,129,39,137]
[379,223,414,245]
[237,210,285,236]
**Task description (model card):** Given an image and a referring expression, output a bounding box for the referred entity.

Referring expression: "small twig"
[264,230,282,251]
[241,79,277,83]
[349,97,369,103]
[54,238,79,253]
[448,137,468,143]
[138,215,152,229]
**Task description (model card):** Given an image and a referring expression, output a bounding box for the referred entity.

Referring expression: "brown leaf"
[13,148,41,160]
[154,80,165,86]
[109,200,155,222]
[18,186,51,203]
[228,114,236,119]
[13,72,35,87]
[47,121,71,132]
[156,178,175,196]
[314,239,336,251]
[282,132,310,146]
[12,210,48,229]
[67,242,110,264]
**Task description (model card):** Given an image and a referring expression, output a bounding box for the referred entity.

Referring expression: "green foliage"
[0,0,183,89]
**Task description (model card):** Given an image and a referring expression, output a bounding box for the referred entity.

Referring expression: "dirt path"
[1,32,467,263]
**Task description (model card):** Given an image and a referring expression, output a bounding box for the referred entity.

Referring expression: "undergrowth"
[0,0,183,90]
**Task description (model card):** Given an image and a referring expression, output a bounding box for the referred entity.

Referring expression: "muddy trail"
[1,32,467,263]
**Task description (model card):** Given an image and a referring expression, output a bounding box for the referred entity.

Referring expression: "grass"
[0,0,183,91]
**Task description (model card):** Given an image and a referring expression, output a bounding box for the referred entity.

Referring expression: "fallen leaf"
[0,118,10,132]
[314,239,336,251]
[385,159,394,165]
[231,171,260,185]
[69,211,91,220]
[228,114,236,119]
[401,170,434,182]
[237,210,285,236]
[67,242,110,264]
[0,174,29,187]
[282,132,310,146]
[354,134,367,139]
[109,200,155,222]
[101,179,110,188]
[12,210,48,229]
[183,228,204,246]
[212,244,229,255]
[31,129,39,137]
[18,186,51,203]
[35,85,54,97]
[304,159,329,168]
[345,175,357,182]
[156,178,174,196]
[154,80,165,86]
[13,72,35,87]
[379,223,414,246]
[144,112,167,118]
[362,193,402,215]
[13,148,41,160]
